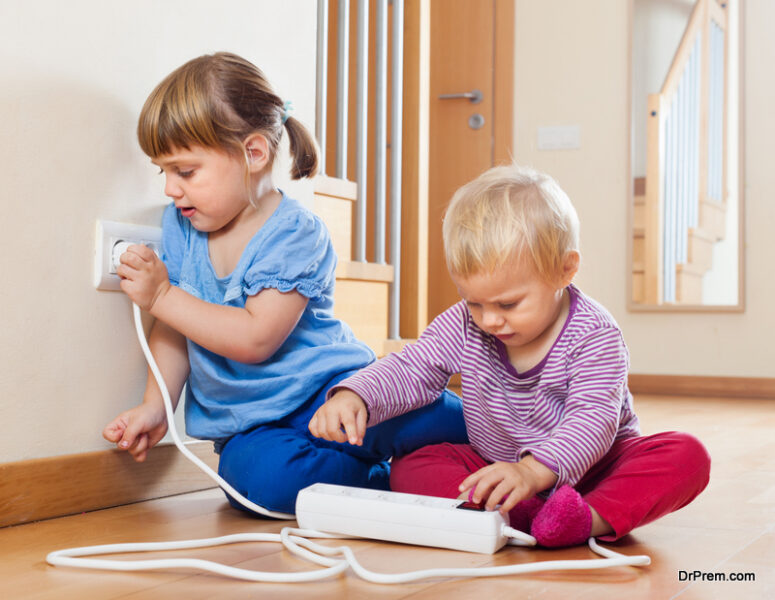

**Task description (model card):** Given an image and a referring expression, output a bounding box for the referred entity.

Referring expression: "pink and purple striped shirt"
[334,284,641,488]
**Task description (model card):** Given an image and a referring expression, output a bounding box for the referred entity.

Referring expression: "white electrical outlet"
[94,220,162,291]
[537,125,581,150]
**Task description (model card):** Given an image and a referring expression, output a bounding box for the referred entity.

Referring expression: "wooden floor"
[2,394,773,599]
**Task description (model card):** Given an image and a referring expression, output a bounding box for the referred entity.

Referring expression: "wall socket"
[94,220,162,291]
[537,125,581,150]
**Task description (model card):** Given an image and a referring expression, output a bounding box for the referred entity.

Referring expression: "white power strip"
[296,483,535,554]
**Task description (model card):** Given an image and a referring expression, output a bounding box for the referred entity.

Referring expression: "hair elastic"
[281,100,293,124]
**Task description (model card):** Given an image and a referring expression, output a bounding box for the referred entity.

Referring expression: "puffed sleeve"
[160,203,187,286]
[242,208,336,300]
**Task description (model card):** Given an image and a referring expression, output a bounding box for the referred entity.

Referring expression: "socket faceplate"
[94,220,162,291]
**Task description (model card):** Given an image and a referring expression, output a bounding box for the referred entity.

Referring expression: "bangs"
[137,68,227,158]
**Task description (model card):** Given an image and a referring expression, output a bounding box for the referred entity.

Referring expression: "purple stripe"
[333,284,640,488]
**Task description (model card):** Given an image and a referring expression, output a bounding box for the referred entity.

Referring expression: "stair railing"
[315,0,404,338]
[643,0,728,304]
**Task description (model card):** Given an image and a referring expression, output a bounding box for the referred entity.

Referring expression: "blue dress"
[161,193,468,514]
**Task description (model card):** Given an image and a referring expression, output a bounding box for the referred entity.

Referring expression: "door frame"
[400,0,515,338]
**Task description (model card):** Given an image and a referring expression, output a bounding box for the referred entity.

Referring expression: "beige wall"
[513,0,773,377]
[3,0,771,466]
[0,0,317,463]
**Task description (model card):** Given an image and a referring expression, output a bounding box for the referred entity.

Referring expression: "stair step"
[314,175,357,200]
[336,260,393,282]
[687,229,714,271]
[677,261,707,277]
[334,278,389,350]
[632,271,644,304]
[311,175,396,357]
[700,200,726,241]
[633,200,645,230]
[332,261,394,357]
[676,265,704,303]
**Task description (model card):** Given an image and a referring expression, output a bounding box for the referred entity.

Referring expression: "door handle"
[438,89,483,104]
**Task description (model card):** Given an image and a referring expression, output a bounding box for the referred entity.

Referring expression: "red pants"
[390,432,711,540]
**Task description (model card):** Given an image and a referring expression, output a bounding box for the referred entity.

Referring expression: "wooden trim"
[662,0,706,100]
[708,0,728,28]
[450,373,773,399]
[627,302,743,313]
[629,375,775,399]
[314,175,357,200]
[643,93,663,304]
[493,0,515,165]
[737,0,746,312]
[399,0,431,338]
[0,441,218,528]
[626,0,635,308]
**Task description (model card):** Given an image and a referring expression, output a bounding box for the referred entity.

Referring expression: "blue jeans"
[217,371,468,515]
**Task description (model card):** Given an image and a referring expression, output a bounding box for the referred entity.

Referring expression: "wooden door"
[427,0,514,322]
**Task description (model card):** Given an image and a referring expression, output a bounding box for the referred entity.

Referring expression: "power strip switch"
[296,483,516,554]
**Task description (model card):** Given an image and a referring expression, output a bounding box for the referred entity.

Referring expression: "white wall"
[0,0,317,463]
[513,0,773,378]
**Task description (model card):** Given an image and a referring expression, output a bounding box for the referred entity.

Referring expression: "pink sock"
[507,495,545,533]
[530,485,592,547]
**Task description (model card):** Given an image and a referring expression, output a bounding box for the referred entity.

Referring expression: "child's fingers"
[355,406,367,443]
[308,410,338,441]
[147,424,168,449]
[486,480,514,512]
[118,416,148,450]
[102,420,125,443]
[316,409,347,443]
[129,434,149,462]
[340,408,364,446]
[127,243,157,261]
[460,467,499,504]
[458,466,488,495]
[308,412,321,438]
[497,488,525,515]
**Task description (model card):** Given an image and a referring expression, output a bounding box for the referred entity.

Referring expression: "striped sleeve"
[520,325,630,488]
[330,303,468,425]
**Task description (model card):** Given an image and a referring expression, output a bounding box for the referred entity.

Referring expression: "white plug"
[94,220,162,291]
[110,240,134,273]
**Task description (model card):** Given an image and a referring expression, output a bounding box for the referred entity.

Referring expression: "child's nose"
[481,310,504,330]
[164,177,183,199]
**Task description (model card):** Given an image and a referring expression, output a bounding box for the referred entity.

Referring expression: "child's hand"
[308,390,368,446]
[103,403,168,462]
[116,244,171,312]
[459,457,557,514]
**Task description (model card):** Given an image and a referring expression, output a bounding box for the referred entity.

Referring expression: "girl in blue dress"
[102,52,467,515]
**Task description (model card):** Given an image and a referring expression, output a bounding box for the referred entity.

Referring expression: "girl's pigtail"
[284,116,319,180]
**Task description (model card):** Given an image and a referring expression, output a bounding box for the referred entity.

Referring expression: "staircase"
[312,176,406,357]
[632,178,726,304]
[632,0,729,305]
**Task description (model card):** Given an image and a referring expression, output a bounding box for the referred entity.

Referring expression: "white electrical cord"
[128,303,294,520]
[46,302,652,583]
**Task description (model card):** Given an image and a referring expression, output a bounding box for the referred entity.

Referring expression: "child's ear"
[559,251,580,287]
[244,133,271,172]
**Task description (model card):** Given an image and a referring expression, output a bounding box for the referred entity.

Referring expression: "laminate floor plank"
[2,395,773,599]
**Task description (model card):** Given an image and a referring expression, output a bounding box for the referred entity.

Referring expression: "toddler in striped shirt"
[309,164,710,547]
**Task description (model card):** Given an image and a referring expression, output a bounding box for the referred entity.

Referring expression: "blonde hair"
[442,164,580,283]
[137,52,318,180]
